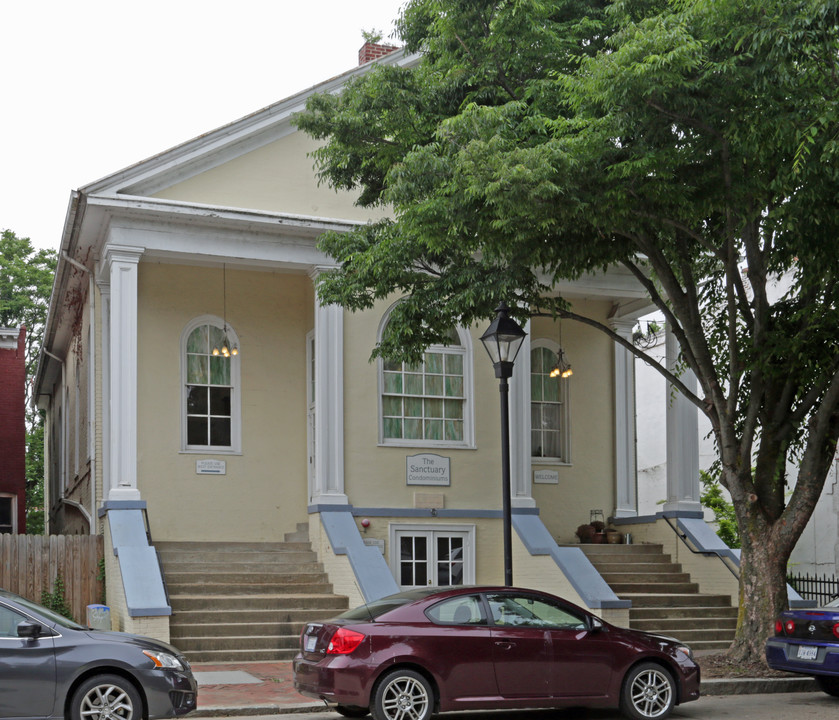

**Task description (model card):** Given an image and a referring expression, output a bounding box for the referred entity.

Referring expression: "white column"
[96,277,111,506]
[664,326,701,513]
[104,245,143,501]
[510,324,535,508]
[311,270,348,505]
[610,319,638,518]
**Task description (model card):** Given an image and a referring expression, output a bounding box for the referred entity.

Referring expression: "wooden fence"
[0,534,105,623]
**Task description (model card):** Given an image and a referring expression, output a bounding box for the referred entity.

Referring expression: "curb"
[191,677,820,717]
[193,703,323,717]
[702,676,818,695]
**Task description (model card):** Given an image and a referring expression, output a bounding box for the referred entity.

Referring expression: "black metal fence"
[787,573,839,606]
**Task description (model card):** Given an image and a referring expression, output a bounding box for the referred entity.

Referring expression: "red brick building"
[0,326,27,533]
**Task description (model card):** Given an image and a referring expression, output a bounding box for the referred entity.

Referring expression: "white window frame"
[180,315,242,454]
[377,304,475,449]
[530,339,571,464]
[389,523,476,589]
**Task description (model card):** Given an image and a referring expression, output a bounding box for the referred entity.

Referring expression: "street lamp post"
[480,302,527,587]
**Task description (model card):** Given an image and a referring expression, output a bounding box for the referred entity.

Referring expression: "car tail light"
[785,620,795,634]
[833,623,839,640]
[775,620,783,634]
[327,628,365,655]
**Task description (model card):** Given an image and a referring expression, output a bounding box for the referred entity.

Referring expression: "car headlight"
[142,649,185,670]
[674,644,694,661]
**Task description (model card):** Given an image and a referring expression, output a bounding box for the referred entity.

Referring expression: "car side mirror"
[17,621,44,639]
[589,617,604,633]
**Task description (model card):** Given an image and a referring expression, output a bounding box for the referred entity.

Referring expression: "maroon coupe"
[293,586,700,720]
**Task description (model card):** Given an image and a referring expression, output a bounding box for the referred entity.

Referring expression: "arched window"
[530,340,570,462]
[378,309,474,447]
[181,316,241,452]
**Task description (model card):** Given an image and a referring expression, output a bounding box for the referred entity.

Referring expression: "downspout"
[62,253,96,534]
[43,349,65,536]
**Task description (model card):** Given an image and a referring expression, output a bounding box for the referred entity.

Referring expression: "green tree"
[0,229,57,532]
[295,0,839,663]
[700,469,739,550]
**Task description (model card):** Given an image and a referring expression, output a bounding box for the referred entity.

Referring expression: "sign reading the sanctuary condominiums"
[406,453,451,486]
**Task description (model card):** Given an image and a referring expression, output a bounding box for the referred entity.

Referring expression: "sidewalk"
[190,661,818,717]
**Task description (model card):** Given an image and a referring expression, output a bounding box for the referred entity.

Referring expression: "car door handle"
[495,641,515,649]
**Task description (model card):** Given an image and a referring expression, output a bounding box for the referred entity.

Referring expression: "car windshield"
[0,589,87,630]
[336,589,441,621]
[825,596,839,608]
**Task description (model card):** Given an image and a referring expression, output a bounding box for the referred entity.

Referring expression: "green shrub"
[700,469,741,549]
[40,572,75,621]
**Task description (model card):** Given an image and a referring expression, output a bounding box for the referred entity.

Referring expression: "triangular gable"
[80,49,415,208]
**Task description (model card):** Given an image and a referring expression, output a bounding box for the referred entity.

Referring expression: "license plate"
[305,634,317,652]
[796,645,818,660]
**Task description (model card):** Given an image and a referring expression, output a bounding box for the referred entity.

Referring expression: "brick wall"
[0,327,26,533]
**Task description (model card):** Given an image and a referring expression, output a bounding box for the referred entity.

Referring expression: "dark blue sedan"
[765,596,839,697]
[0,588,197,719]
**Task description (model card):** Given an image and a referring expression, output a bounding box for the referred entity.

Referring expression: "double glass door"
[395,529,470,589]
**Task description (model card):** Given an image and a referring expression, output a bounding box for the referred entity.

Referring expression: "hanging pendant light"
[212,264,240,357]
[549,315,572,378]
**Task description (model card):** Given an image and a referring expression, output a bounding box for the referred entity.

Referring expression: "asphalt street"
[202,691,837,720]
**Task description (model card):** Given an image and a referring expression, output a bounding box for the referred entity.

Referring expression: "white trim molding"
[103,244,143,501]
[664,326,701,513]
[610,319,638,518]
[310,269,348,505]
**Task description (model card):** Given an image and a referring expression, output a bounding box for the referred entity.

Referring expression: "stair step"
[159,550,319,564]
[160,561,324,574]
[644,628,736,642]
[159,537,350,663]
[173,634,302,651]
[170,608,341,624]
[577,543,667,555]
[157,541,314,552]
[630,605,738,619]
[631,617,738,631]
[186,648,299,663]
[620,593,732,608]
[169,593,348,611]
[170,622,310,638]
[167,581,335,596]
[600,572,692,584]
[594,562,683,573]
[611,582,700,594]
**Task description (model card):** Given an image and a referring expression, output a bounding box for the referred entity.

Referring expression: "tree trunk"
[728,523,790,664]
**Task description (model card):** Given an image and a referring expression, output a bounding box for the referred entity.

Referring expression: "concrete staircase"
[157,525,349,662]
[578,543,737,651]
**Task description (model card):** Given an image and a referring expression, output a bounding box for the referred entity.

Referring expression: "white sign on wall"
[406,453,451,486]
[196,459,226,475]
[534,469,559,484]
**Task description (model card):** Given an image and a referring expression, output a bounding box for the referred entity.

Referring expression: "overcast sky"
[1,0,405,251]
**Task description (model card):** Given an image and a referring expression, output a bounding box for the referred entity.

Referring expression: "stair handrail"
[662,516,741,580]
[141,506,171,606]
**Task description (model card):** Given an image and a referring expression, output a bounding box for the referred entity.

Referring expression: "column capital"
[103,244,144,265]
[609,318,637,337]
[308,264,340,282]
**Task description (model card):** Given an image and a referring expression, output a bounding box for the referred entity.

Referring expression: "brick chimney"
[358,41,399,66]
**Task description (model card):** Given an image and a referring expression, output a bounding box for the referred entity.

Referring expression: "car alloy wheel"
[372,668,433,720]
[70,674,142,720]
[621,662,675,720]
